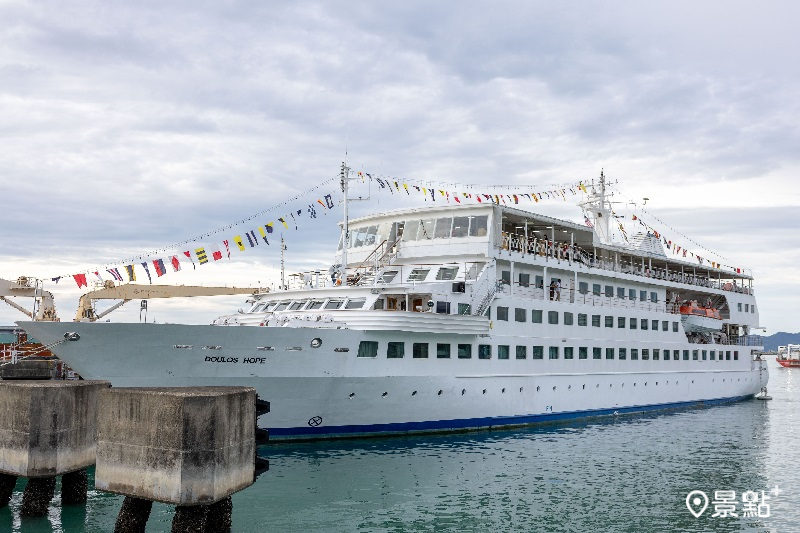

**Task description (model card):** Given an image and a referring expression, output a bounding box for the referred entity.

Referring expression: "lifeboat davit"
[679,301,723,333]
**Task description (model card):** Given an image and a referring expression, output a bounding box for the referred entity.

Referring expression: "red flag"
[72,274,88,288]
[170,255,181,272]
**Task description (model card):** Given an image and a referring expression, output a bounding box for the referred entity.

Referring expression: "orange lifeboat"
[679,300,723,333]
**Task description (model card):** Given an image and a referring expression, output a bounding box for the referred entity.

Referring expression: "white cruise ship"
[19,173,768,440]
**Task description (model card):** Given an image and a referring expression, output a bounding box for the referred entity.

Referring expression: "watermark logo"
[686,490,709,518]
[685,486,782,518]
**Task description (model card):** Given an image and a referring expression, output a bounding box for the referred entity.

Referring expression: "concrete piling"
[61,468,89,504]
[113,496,153,533]
[20,476,56,516]
[204,496,233,532]
[0,473,16,507]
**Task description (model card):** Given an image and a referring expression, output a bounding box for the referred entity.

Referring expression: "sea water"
[2,362,797,532]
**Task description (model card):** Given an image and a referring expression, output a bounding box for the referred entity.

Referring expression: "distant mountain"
[763,332,800,352]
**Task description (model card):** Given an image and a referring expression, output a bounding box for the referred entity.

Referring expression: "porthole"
[644,382,647,386]
[382,392,388,397]
[412,391,417,396]
[349,393,355,399]
[502,388,506,393]
[310,338,322,348]
[462,389,466,395]
[438,390,443,396]
[482,389,487,395]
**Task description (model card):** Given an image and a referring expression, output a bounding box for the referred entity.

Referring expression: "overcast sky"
[1,1,798,332]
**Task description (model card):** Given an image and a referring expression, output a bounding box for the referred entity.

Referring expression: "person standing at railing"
[555,279,562,301]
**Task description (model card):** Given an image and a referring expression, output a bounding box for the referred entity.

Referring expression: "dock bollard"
[0,380,111,516]
[94,386,268,533]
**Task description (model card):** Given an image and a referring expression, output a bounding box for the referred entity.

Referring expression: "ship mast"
[579,169,613,245]
[340,162,350,283]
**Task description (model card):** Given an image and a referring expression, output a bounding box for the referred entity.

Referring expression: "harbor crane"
[0,276,58,321]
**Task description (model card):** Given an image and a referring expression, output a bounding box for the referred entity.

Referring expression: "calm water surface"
[3,361,798,532]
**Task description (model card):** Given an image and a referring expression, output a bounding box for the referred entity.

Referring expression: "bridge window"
[404,220,420,241]
[324,300,344,310]
[468,216,489,237]
[407,268,430,282]
[451,216,470,237]
[436,267,459,280]
[419,219,435,240]
[434,218,452,239]
[345,299,365,309]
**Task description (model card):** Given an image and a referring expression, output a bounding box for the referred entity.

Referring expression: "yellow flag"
[233,235,245,251]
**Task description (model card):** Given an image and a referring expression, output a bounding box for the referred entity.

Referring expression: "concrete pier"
[0,380,110,478]
[0,380,110,516]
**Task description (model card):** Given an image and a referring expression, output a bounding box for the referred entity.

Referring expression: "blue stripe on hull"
[268,394,755,440]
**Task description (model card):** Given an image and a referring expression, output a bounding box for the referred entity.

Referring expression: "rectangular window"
[617,287,626,299]
[579,281,588,294]
[549,346,559,359]
[673,322,679,332]
[641,319,649,330]
[357,341,378,358]
[501,271,511,285]
[387,342,405,358]
[345,299,366,309]
[516,346,527,359]
[593,284,601,296]
[519,273,530,287]
[468,215,488,237]
[407,268,430,282]
[578,313,588,326]
[618,317,626,328]
[564,347,574,359]
[412,343,429,358]
[710,350,716,361]
[548,311,559,325]
[497,306,509,321]
[734,351,739,360]
[593,347,602,359]
[606,348,614,360]
[662,321,669,332]
[744,303,749,312]
[592,315,601,327]
[726,351,731,360]
[629,288,637,300]
[630,318,637,330]
[458,303,471,315]
[752,305,755,314]
[498,345,510,360]
[650,292,658,303]
[532,310,543,323]
[458,344,472,359]
[478,345,492,359]
[515,308,526,322]
[640,290,647,302]
[451,216,469,237]
[673,350,679,361]
[605,285,614,297]
[683,350,690,360]
[564,312,574,325]
[702,350,707,361]
[437,343,451,359]
[532,346,544,359]
[653,349,660,361]
[619,348,627,360]
[737,302,742,312]
[324,300,343,310]
[662,349,669,360]
[436,301,451,314]
[652,320,658,331]
[631,349,639,360]
[536,275,544,289]
[605,316,614,328]
[642,349,650,360]
[579,347,588,359]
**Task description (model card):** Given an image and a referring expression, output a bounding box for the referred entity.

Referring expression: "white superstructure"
[19,173,769,440]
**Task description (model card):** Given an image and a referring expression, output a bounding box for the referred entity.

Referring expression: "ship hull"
[776,359,800,368]
[19,321,769,440]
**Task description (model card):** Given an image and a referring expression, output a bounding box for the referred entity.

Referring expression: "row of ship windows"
[357,341,739,361]
[494,307,681,332]
[503,274,661,303]
[349,377,752,398]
